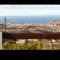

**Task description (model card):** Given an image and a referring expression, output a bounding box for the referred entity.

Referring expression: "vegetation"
[2,40,43,50]
[2,39,60,50]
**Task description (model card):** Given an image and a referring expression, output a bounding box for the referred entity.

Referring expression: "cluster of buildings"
[0,20,60,32]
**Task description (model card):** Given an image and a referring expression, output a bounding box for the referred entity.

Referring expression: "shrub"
[36,41,43,50]
[3,40,43,50]
[26,42,38,50]
[3,41,11,50]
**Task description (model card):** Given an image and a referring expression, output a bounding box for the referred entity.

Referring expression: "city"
[1,19,60,50]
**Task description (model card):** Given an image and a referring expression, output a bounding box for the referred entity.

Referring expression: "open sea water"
[0,15,60,24]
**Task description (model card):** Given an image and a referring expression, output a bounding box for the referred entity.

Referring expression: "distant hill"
[48,19,60,25]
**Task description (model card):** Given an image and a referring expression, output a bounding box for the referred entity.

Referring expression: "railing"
[2,32,60,39]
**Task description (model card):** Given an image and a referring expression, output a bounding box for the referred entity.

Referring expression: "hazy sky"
[0,5,60,16]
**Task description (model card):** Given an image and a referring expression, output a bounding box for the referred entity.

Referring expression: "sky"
[0,5,60,16]
[0,5,60,24]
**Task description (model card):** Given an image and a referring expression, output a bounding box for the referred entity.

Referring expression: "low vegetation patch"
[2,40,43,50]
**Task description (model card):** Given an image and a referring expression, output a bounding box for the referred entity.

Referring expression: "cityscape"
[0,5,60,50]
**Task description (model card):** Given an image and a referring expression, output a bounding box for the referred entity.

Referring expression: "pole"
[5,16,6,32]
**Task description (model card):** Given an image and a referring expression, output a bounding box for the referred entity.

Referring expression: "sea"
[0,15,60,24]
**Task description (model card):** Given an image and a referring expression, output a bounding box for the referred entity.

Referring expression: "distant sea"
[0,15,60,24]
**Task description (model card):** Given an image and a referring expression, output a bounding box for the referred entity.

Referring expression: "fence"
[2,32,60,39]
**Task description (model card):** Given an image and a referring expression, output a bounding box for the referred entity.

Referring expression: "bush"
[2,40,43,50]
[26,42,38,50]
[3,41,11,50]
[36,41,43,50]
